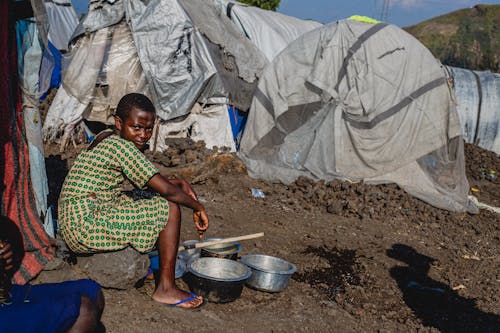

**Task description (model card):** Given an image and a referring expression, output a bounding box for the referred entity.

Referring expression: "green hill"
[404,4,500,72]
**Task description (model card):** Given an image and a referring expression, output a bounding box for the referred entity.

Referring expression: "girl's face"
[115,107,155,151]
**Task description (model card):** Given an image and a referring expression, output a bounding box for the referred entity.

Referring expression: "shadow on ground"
[387,243,500,333]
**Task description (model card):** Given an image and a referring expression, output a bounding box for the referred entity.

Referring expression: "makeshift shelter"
[215,0,321,61]
[40,0,79,95]
[239,19,477,213]
[15,0,78,236]
[445,66,500,155]
[1,2,56,284]
[41,0,320,152]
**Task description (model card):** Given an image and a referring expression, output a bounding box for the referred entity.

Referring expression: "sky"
[72,0,500,27]
[278,0,500,27]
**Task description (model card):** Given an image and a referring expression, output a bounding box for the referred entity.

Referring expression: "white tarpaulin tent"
[239,19,477,213]
[216,0,322,61]
[42,0,319,151]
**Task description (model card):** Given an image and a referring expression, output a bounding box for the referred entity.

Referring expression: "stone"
[327,201,343,215]
[76,247,150,289]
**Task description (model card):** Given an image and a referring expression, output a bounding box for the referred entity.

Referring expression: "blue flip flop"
[166,292,204,309]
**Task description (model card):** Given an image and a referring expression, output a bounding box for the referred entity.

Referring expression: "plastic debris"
[468,195,500,213]
[462,253,481,261]
[479,168,497,181]
[452,284,467,291]
[251,188,266,198]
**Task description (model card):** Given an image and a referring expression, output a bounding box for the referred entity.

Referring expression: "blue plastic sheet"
[227,105,248,150]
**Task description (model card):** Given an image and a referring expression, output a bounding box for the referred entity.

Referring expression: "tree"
[238,0,280,11]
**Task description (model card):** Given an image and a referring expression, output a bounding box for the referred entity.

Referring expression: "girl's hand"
[193,210,209,239]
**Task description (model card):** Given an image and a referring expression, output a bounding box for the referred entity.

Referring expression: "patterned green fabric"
[59,134,169,253]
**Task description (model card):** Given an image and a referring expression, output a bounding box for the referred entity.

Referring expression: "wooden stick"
[178,232,264,252]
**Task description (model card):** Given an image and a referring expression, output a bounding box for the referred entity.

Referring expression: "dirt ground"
[39,139,499,333]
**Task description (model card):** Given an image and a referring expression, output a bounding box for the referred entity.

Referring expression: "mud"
[294,246,362,301]
[39,141,499,332]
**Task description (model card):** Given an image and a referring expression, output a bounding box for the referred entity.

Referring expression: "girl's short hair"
[115,93,156,120]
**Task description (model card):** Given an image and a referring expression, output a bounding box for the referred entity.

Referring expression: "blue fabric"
[47,41,62,89]
[40,40,62,100]
[227,105,248,150]
[15,19,36,83]
[150,254,160,270]
[0,279,101,333]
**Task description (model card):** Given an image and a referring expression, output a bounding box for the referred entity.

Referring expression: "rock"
[76,247,150,289]
[327,201,343,215]
[36,262,86,284]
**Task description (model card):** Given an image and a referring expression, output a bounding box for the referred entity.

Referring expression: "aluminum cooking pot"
[241,254,296,292]
[184,257,251,303]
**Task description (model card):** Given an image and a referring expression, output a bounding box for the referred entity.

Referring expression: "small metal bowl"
[241,254,296,292]
[178,240,201,264]
[184,257,251,303]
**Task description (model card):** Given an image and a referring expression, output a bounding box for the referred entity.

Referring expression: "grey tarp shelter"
[239,19,477,213]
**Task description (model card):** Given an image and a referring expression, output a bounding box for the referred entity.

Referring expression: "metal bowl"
[241,254,296,292]
[200,238,242,260]
[178,240,201,264]
[184,257,251,303]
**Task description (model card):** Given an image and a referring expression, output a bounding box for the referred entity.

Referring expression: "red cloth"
[1,1,55,284]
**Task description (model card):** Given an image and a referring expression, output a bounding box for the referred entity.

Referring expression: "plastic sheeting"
[24,108,49,217]
[15,21,50,218]
[43,21,150,138]
[40,0,78,97]
[44,0,274,138]
[155,104,236,152]
[27,0,78,96]
[39,40,62,98]
[15,20,36,92]
[45,0,79,51]
[124,0,218,120]
[42,27,107,140]
[216,0,322,61]
[41,0,343,151]
[72,0,125,38]
[239,20,476,213]
[178,0,268,111]
[446,66,500,154]
[89,21,150,123]
[1,1,55,283]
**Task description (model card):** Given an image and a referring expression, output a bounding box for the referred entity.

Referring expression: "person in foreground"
[58,93,208,309]
[0,218,105,333]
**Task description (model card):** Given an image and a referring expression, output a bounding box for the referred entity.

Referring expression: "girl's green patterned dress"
[58,134,169,253]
